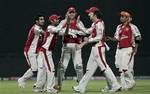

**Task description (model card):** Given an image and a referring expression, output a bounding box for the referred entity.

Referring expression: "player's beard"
[38,22,44,27]
[54,22,59,26]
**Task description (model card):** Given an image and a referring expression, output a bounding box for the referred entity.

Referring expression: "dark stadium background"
[0,0,149,77]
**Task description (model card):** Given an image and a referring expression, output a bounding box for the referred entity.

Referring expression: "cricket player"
[33,14,66,93]
[73,7,121,93]
[33,14,79,92]
[107,11,142,90]
[54,7,86,91]
[18,14,45,88]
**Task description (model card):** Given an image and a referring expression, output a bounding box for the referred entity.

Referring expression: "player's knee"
[59,66,65,73]
[38,67,44,70]
[123,69,128,73]
[101,69,105,74]
[32,71,37,76]
[75,65,83,70]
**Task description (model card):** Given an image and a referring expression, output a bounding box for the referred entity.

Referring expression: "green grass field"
[0,79,150,94]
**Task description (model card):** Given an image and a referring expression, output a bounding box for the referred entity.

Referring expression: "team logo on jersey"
[120,34,128,40]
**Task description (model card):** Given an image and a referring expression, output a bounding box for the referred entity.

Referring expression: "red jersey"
[118,25,132,48]
[114,23,141,48]
[41,25,59,51]
[24,24,44,53]
[62,19,82,44]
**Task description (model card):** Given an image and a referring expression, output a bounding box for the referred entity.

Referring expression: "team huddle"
[18,6,142,93]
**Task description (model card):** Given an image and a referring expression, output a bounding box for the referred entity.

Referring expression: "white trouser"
[36,50,55,90]
[35,52,47,88]
[24,51,38,71]
[115,47,133,71]
[76,46,120,91]
[60,43,83,82]
[19,51,38,82]
[115,47,135,89]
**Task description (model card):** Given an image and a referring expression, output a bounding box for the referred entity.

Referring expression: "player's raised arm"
[77,20,93,34]
[48,15,67,33]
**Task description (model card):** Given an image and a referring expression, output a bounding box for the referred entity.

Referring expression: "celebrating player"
[33,14,65,93]
[54,7,86,91]
[18,14,45,88]
[72,7,121,93]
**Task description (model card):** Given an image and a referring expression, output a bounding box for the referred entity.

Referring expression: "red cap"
[68,7,76,13]
[120,11,131,17]
[86,7,99,13]
[49,14,60,21]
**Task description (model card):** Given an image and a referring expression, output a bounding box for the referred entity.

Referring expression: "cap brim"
[57,16,61,19]
[119,12,131,17]
[68,10,76,13]
[86,9,91,13]
[120,14,130,17]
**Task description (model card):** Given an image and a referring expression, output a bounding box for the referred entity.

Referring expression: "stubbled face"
[68,12,76,20]
[52,19,60,26]
[37,16,45,26]
[88,12,94,21]
[120,16,129,23]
